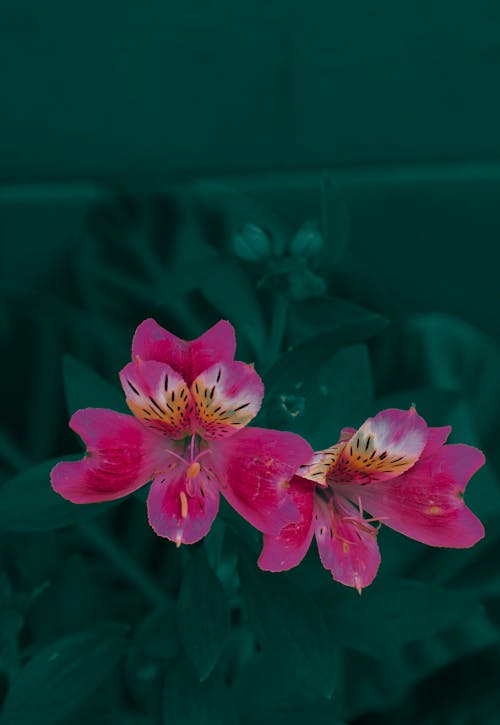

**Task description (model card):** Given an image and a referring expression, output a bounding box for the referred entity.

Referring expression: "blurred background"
[1,2,500,724]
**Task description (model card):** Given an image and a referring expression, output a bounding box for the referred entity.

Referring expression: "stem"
[79,520,169,609]
[266,294,288,369]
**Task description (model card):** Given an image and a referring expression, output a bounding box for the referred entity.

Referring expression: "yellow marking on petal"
[186,461,201,480]
[298,444,344,485]
[175,536,182,548]
[342,541,350,555]
[428,505,441,515]
[179,491,188,519]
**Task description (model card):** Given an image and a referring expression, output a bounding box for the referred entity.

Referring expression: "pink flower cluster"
[51,320,485,591]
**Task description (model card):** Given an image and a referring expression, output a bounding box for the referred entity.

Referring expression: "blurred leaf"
[193,185,289,256]
[0,457,115,532]
[0,574,23,684]
[319,174,350,268]
[162,656,238,725]
[288,295,387,344]
[63,356,127,416]
[177,548,230,681]
[133,603,179,660]
[26,555,97,646]
[197,257,267,363]
[262,343,373,449]
[314,577,482,657]
[239,561,337,700]
[1,622,128,725]
[262,311,386,414]
[337,606,499,721]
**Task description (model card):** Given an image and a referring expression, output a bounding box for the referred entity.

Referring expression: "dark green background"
[1,3,500,724]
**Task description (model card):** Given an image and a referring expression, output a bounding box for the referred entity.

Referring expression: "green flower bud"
[231,223,272,262]
[289,220,323,258]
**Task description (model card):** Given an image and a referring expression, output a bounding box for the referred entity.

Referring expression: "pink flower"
[51,319,313,545]
[259,408,485,592]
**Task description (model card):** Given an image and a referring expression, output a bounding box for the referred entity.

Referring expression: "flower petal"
[315,495,381,592]
[120,360,193,439]
[147,467,219,545]
[51,409,165,503]
[295,443,344,487]
[421,426,451,459]
[352,444,485,548]
[132,318,236,384]
[330,407,428,485]
[211,428,314,534]
[258,475,315,571]
[191,361,264,439]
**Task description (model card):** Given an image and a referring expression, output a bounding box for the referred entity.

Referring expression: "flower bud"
[231,223,272,262]
[289,220,323,258]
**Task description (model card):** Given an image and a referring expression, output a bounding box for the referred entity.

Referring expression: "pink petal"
[330,407,428,485]
[258,475,316,572]
[351,444,485,548]
[147,466,219,545]
[295,443,344,487]
[315,495,381,592]
[119,360,193,439]
[191,361,264,439]
[132,318,236,385]
[421,426,452,459]
[211,428,314,534]
[50,408,165,503]
[339,427,356,442]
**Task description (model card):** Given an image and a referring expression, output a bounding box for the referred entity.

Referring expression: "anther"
[179,491,188,519]
[186,461,201,480]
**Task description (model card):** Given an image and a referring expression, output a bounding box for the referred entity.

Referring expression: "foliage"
[0,187,499,723]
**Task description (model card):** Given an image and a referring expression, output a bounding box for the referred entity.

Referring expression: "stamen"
[186,461,201,479]
[179,491,188,519]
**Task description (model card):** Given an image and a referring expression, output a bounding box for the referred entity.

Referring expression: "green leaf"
[314,577,482,657]
[1,623,128,725]
[262,343,373,449]
[0,457,114,532]
[63,355,127,416]
[239,560,337,700]
[133,602,179,660]
[262,311,386,417]
[197,256,268,364]
[288,295,387,345]
[177,548,230,681]
[193,184,289,256]
[162,656,238,725]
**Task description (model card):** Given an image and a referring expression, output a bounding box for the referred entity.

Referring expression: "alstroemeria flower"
[259,408,485,592]
[51,319,312,545]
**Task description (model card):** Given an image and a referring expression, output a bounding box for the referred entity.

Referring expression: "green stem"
[266,294,288,369]
[79,520,169,609]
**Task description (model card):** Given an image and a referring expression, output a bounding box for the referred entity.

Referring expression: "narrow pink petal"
[421,426,452,459]
[351,444,485,548]
[50,408,165,503]
[119,360,193,439]
[211,428,314,534]
[315,495,381,592]
[330,407,428,485]
[191,361,264,439]
[132,318,236,385]
[258,476,316,572]
[147,467,219,545]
